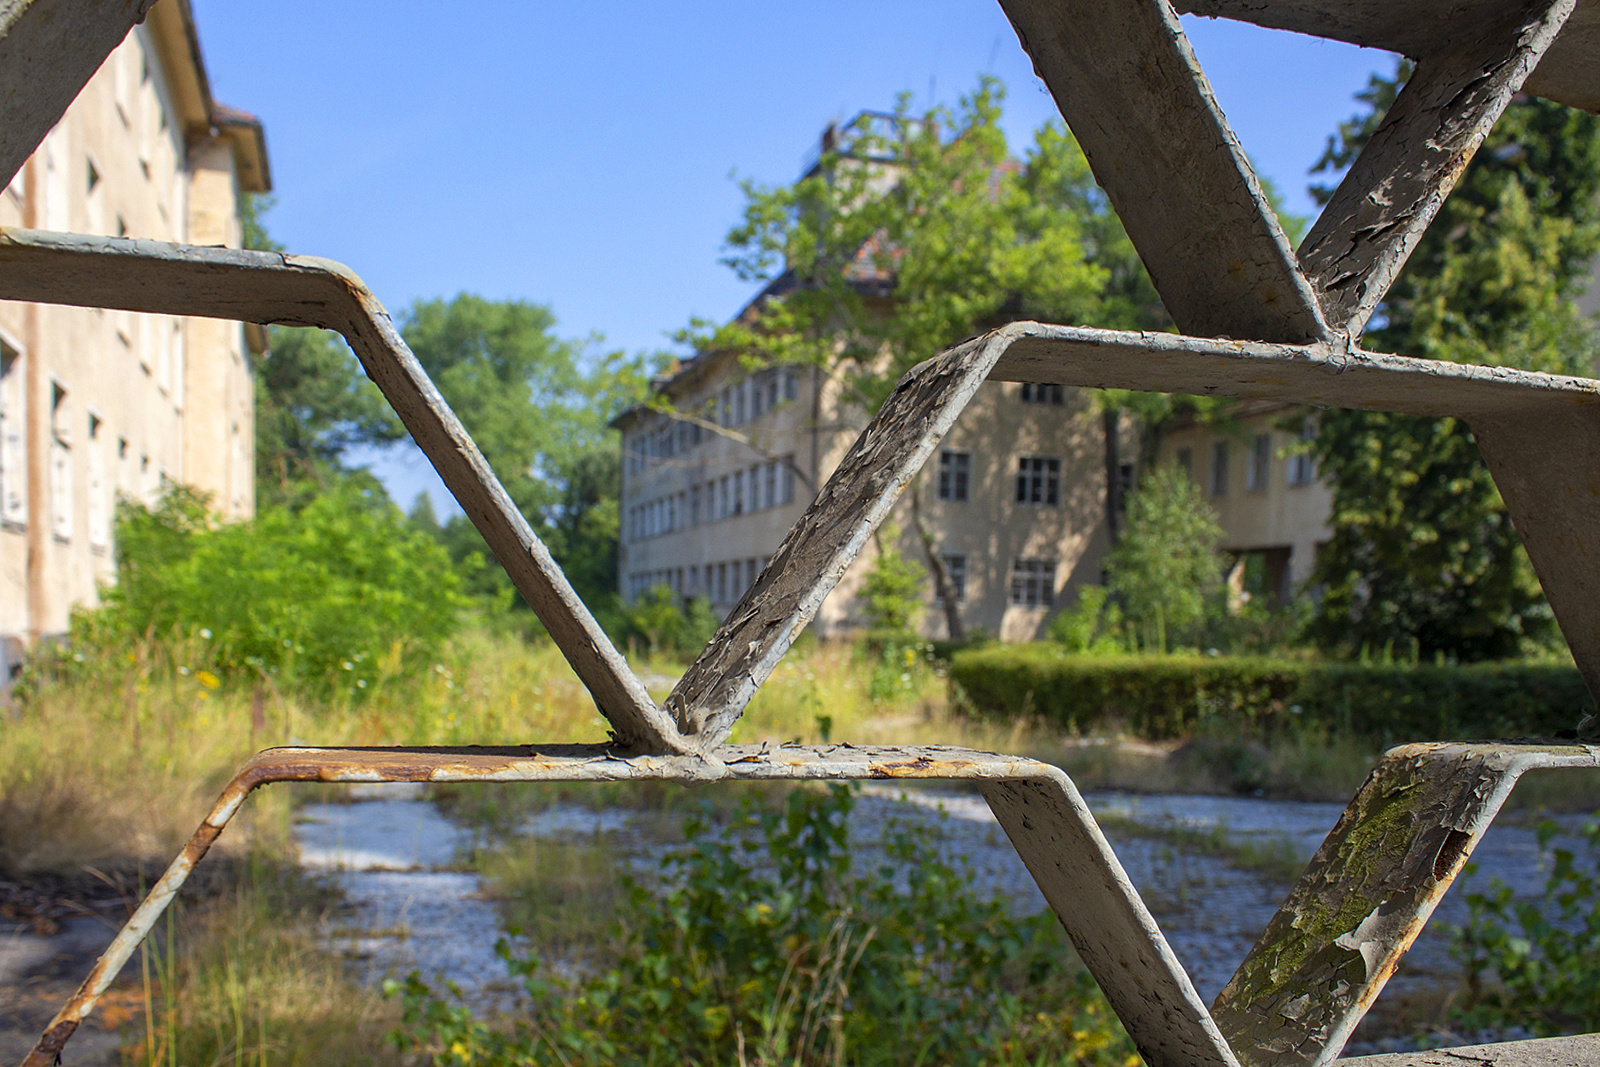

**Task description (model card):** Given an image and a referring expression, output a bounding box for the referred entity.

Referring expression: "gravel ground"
[289,780,1596,1054]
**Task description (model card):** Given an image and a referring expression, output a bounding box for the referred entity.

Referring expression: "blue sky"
[191,1,1395,510]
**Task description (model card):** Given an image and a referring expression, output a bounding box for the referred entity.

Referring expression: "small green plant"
[861,526,927,632]
[619,586,719,658]
[391,785,1137,1066]
[1451,817,1600,1037]
[1049,585,1125,654]
[1106,468,1225,653]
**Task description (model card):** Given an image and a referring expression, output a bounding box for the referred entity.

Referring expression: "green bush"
[948,646,1592,743]
[618,586,718,658]
[1107,468,1225,652]
[391,786,1136,1066]
[83,484,464,698]
[1453,818,1600,1036]
[861,528,926,632]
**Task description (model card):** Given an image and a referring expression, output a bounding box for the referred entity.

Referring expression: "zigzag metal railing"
[5,1,1600,1065]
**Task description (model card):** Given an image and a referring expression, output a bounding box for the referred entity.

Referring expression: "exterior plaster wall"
[1155,404,1332,601]
[0,17,260,644]
[620,358,1119,642]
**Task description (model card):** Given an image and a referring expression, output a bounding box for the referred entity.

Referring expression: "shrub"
[1453,818,1600,1036]
[83,484,464,698]
[619,586,718,658]
[391,786,1136,1066]
[861,527,926,632]
[948,646,1592,743]
[1048,585,1125,654]
[1107,468,1224,652]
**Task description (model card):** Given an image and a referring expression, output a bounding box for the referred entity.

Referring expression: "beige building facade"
[0,0,268,649]
[1155,403,1333,605]
[617,350,1130,641]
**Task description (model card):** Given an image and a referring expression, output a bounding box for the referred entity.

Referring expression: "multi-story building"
[616,336,1134,642]
[0,0,268,652]
[1153,403,1331,606]
[618,114,1142,641]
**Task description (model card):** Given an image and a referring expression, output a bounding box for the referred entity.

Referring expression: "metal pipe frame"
[7,2,1600,1065]
[21,742,1600,1067]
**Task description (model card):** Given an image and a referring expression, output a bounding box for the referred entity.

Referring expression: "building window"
[1246,433,1270,492]
[1210,441,1230,497]
[88,413,109,551]
[940,554,967,601]
[1009,558,1056,608]
[938,450,970,502]
[779,457,796,505]
[0,341,25,527]
[1015,456,1060,506]
[51,382,71,542]
[1175,446,1193,478]
[1019,383,1064,405]
[1288,421,1317,487]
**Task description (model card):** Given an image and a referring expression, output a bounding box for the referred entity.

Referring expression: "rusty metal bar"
[1298,0,1575,337]
[1213,743,1600,1067]
[997,0,1329,344]
[1172,0,1600,114]
[0,228,687,754]
[7,233,1600,731]
[0,0,156,189]
[1333,1032,1600,1065]
[23,742,1233,1067]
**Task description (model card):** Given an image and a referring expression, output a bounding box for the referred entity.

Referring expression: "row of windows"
[935,555,1057,608]
[0,344,165,551]
[712,367,800,429]
[627,554,1058,613]
[625,556,770,606]
[1175,424,1316,498]
[935,450,1063,508]
[623,368,801,475]
[626,457,798,541]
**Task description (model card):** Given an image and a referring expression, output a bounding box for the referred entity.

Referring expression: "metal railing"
[4,2,1600,1064]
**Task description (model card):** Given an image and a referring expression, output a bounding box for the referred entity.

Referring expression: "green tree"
[240,193,404,509]
[860,526,927,632]
[401,295,632,609]
[701,80,1168,634]
[1106,467,1224,652]
[1307,66,1600,660]
[254,326,403,508]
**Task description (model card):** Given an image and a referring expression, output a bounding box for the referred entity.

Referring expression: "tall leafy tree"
[701,79,1168,634]
[240,193,404,508]
[253,326,403,508]
[1106,467,1224,652]
[401,294,628,608]
[1307,68,1600,659]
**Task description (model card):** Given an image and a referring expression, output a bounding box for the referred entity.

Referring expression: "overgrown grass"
[128,851,402,1067]
[15,620,1594,1066]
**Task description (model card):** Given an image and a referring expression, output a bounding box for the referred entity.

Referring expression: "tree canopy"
[1307,67,1600,660]
[400,294,634,609]
[704,79,1164,409]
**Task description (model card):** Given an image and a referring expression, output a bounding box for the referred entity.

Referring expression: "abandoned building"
[615,113,1142,640]
[0,0,267,654]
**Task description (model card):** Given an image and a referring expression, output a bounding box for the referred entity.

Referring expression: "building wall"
[0,14,262,643]
[1154,403,1332,602]
[618,355,1124,641]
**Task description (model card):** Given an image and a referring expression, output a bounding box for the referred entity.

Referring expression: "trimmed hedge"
[948,645,1594,743]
